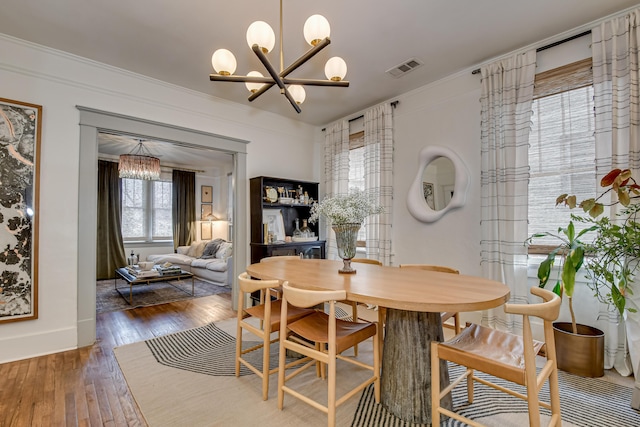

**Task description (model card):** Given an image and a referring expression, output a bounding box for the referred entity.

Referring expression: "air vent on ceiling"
[385,58,424,78]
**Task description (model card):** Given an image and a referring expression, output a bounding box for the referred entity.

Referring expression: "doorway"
[77,107,249,346]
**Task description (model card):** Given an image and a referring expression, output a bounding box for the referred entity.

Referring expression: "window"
[121,178,172,242]
[348,131,367,244]
[528,59,596,248]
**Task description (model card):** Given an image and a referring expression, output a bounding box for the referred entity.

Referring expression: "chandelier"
[118,141,161,180]
[209,0,348,113]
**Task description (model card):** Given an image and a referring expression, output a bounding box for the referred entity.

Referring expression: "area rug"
[114,318,640,427]
[96,278,230,313]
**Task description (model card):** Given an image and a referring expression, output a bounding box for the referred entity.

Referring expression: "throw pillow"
[193,240,210,258]
[185,241,204,258]
[200,238,225,259]
[215,242,233,260]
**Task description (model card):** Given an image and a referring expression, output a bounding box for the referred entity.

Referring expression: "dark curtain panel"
[96,160,126,279]
[172,169,196,250]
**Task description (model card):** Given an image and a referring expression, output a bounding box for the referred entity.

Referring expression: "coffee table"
[114,267,195,305]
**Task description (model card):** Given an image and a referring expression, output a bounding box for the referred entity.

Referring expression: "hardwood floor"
[0,293,235,427]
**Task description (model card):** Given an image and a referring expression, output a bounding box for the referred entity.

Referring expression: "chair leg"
[548,365,562,423]
[351,301,359,356]
[327,345,337,427]
[277,331,287,410]
[431,341,441,427]
[377,308,385,366]
[373,323,381,403]
[235,311,243,377]
[525,379,542,427]
[454,313,461,335]
[262,325,271,400]
[466,368,474,403]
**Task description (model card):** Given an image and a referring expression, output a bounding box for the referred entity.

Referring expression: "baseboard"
[0,326,77,364]
[77,317,96,347]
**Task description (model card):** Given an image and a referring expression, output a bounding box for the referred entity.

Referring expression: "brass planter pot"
[553,322,605,377]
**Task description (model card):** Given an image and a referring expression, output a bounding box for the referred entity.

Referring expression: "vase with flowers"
[309,190,384,274]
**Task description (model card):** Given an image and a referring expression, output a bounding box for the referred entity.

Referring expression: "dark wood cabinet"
[250,176,326,264]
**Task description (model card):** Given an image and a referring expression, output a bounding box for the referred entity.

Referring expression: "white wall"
[322,35,595,331]
[0,34,318,363]
[391,71,484,273]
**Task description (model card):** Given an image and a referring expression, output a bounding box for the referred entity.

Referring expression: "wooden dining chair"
[431,287,562,427]
[343,258,382,355]
[277,282,380,427]
[398,264,462,334]
[235,272,314,400]
[259,256,303,299]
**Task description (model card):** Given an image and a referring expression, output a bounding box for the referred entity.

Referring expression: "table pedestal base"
[381,308,452,424]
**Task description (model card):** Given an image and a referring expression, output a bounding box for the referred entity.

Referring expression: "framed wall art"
[201,203,212,220]
[201,221,213,240]
[0,98,42,323]
[262,208,285,242]
[201,185,213,203]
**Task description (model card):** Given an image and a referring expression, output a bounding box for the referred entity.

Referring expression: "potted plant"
[557,168,640,317]
[308,189,383,274]
[527,168,640,377]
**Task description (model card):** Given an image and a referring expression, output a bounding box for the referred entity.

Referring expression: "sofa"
[147,239,233,287]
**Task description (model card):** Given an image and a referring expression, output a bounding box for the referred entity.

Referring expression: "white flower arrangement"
[308,189,384,226]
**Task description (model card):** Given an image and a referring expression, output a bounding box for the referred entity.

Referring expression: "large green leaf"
[562,255,576,297]
[552,281,562,297]
[537,256,554,287]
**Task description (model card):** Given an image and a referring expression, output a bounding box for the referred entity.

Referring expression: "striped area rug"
[352,367,639,426]
[140,321,640,426]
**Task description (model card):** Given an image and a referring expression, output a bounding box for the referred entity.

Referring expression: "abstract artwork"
[201,185,213,203]
[0,98,41,323]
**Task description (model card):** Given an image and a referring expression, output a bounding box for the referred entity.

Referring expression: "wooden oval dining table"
[246,258,510,425]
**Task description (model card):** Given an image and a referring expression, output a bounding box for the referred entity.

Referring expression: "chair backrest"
[504,287,561,322]
[238,272,281,293]
[352,258,383,266]
[398,264,459,274]
[260,255,302,262]
[281,282,346,309]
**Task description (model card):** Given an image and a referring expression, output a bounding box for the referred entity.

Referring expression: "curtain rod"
[471,30,592,75]
[321,100,399,132]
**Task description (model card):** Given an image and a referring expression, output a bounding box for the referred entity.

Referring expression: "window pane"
[528,86,596,245]
[152,181,172,238]
[121,178,146,239]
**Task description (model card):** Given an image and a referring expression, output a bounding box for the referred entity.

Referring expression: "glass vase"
[332,223,361,274]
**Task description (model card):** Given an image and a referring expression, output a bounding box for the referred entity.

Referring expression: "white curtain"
[480,50,536,333]
[323,120,350,259]
[363,103,394,265]
[592,9,640,376]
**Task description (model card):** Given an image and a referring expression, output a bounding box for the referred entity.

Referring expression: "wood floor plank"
[0,292,234,426]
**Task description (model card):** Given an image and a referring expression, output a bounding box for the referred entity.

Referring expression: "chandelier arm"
[282,78,349,87]
[252,45,301,113]
[210,74,275,83]
[248,37,331,102]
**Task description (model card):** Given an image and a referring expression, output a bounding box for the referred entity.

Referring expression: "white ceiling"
[2,0,639,163]
[97,132,233,170]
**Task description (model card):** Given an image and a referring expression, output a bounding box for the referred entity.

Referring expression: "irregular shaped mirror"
[421,156,455,211]
[407,145,469,222]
